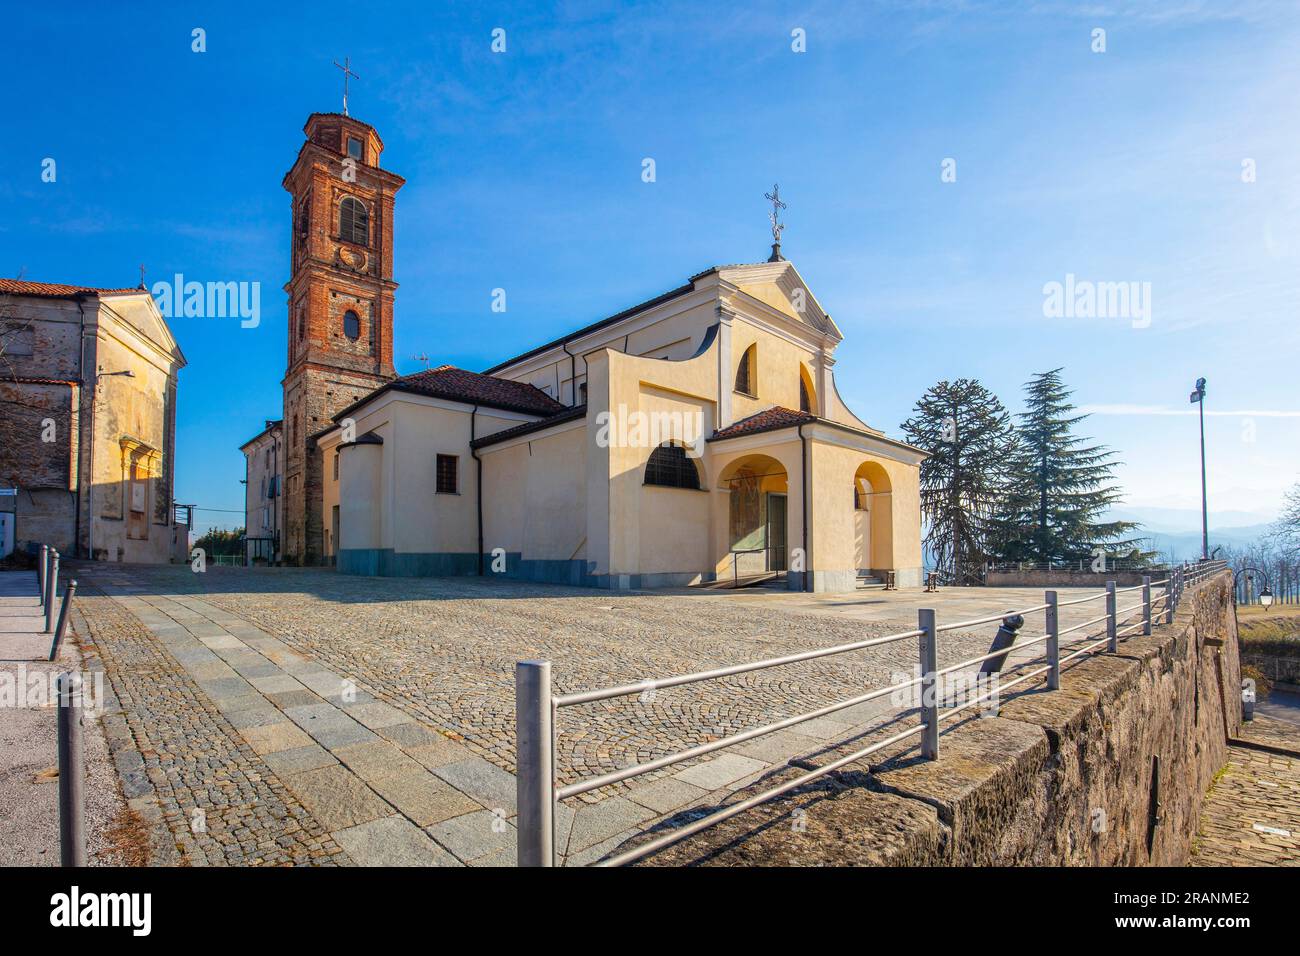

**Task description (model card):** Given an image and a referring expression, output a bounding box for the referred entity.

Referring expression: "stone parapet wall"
[986,568,1161,588]
[645,571,1240,866]
[1242,651,1300,686]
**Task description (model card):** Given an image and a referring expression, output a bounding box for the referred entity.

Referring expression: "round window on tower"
[343,310,360,341]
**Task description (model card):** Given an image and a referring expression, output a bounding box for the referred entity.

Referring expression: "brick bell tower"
[280,113,404,564]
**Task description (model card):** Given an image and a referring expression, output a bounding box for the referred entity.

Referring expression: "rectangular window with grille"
[436,454,458,494]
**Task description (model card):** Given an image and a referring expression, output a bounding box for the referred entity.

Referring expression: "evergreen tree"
[901,379,1018,584]
[990,368,1140,563]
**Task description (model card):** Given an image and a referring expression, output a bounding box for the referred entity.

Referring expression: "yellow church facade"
[317,259,926,592]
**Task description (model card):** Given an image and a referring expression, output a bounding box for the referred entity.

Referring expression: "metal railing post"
[918,609,939,760]
[38,543,48,608]
[1045,591,1060,689]
[1142,575,1152,635]
[1106,581,1118,652]
[45,550,60,634]
[48,580,77,662]
[516,660,554,867]
[1164,574,1174,624]
[57,672,86,867]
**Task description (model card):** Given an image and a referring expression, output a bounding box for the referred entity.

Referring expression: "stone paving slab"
[333,814,461,866]
[281,765,394,831]
[372,774,482,827]
[426,809,516,861]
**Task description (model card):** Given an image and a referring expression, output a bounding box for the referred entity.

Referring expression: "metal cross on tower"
[334,57,359,116]
[764,184,787,261]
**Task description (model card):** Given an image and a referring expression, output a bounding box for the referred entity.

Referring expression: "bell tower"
[280,112,404,564]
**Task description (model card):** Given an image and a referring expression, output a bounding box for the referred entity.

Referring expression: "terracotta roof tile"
[0,278,145,298]
[708,406,815,441]
[392,366,564,416]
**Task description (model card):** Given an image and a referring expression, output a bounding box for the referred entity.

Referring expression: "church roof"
[0,278,146,298]
[480,258,827,376]
[470,404,588,449]
[707,406,816,441]
[333,365,565,424]
[480,279,700,375]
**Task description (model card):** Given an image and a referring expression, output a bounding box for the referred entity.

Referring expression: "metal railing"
[986,559,1167,573]
[515,559,1228,866]
[727,547,786,588]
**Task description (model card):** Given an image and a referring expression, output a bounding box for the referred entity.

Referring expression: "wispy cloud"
[1079,404,1300,417]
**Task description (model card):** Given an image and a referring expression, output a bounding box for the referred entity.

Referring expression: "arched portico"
[853,460,893,575]
[715,453,790,579]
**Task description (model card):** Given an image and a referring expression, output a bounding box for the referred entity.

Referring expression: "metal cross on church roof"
[333,57,359,116]
[764,184,787,243]
[765,184,787,261]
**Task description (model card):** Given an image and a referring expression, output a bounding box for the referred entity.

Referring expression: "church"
[241,111,925,592]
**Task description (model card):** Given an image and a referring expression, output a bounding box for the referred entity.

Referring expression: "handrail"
[554,628,922,707]
[515,562,1230,866]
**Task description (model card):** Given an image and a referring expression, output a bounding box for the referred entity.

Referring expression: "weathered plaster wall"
[645,572,1241,866]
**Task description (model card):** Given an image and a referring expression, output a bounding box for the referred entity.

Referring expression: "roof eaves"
[470,404,587,449]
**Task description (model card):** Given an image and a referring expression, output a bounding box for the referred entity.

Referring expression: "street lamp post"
[1232,567,1274,608]
[1189,377,1208,561]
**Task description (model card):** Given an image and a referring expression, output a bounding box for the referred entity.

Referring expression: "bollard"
[1045,591,1060,690]
[48,580,77,661]
[979,614,1024,675]
[38,544,48,608]
[45,550,60,634]
[1106,581,1118,652]
[1140,575,1152,635]
[515,661,554,867]
[918,609,939,759]
[57,672,87,867]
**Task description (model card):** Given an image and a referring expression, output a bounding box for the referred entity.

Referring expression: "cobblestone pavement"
[71,582,352,866]
[1191,717,1300,867]
[69,564,1143,865]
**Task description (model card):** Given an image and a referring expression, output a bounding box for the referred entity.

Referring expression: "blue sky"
[5,1,1298,532]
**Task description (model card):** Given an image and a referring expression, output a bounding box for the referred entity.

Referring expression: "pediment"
[716,262,842,341]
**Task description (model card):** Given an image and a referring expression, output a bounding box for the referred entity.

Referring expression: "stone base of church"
[337,550,925,593]
[337,549,719,591]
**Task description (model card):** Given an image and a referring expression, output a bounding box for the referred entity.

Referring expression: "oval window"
[343,310,360,340]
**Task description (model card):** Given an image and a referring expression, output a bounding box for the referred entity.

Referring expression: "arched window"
[339,196,369,246]
[343,310,361,340]
[644,443,701,490]
[734,344,756,395]
[799,363,817,413]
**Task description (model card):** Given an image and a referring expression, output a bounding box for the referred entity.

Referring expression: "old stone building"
[240,419,284,563]
[0,279,187,562]
[278,113,404,564]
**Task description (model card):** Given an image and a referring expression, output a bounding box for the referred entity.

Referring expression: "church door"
[766,493,787,571]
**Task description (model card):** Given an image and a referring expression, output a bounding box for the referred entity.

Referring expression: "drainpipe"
[798,423,811,592]
[243,450,250,566]
[561,340,578,406]
[271,427,279,564]
[74,296,87,557]
[470,404,484,575]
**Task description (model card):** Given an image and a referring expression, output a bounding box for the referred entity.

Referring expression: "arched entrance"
[853,460,892,575]
[718,454,789,576]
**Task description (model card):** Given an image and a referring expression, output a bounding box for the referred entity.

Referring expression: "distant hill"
[1105,506,1276,562]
